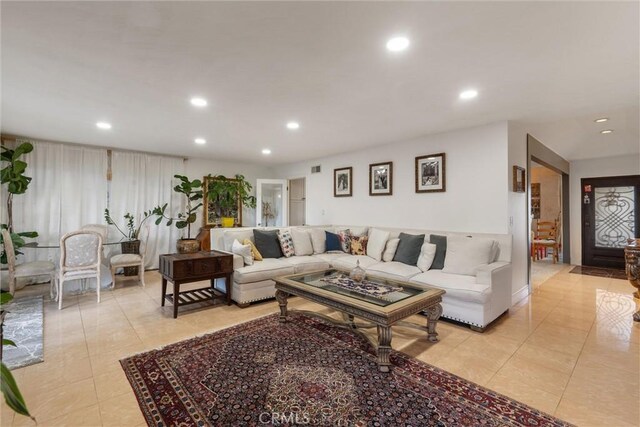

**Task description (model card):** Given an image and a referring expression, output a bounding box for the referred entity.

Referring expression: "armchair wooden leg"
[58,278,63,310]
[110,266,117,289]
[96,274,101,303]
[139,262,145,287]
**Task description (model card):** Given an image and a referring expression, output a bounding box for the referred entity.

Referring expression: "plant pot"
[221,217,235,228]
[121,240,141,276]
[177,238,200,254]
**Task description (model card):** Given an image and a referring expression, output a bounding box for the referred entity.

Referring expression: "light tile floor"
[3,266,639,426]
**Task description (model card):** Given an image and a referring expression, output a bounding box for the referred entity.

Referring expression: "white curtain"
[110,151,184,268]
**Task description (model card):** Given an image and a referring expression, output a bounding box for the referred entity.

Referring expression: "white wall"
[569,154,640,264]
[276,121,510,233]
[185,158,276,228]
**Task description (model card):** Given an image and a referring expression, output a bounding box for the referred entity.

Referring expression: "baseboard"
[511,285,529,305]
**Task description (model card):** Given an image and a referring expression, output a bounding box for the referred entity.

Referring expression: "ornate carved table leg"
[425,303,443,342]
[376,325,392,372]
[624,239,640,322]
[275,290,289,323]
[344,313,356,329]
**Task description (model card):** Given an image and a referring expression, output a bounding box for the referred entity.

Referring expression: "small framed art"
[334,167,353,197]
[369,161,393,196]
[513,166,526,193]
[415,153,446,193]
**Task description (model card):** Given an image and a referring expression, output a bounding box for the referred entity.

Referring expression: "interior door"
[288,178,306,226]
[256,179,288,227]
[582,175,640,268]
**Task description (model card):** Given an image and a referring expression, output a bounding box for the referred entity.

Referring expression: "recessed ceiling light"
[96,122,112,129]
[262,148,272,155]
[600,129,613,134]
[194,138,206,144]
[386,36,410,52]
[459,89,478,100]
[594,118,609,123]
[286,122,300,130]
[190,97,207,107]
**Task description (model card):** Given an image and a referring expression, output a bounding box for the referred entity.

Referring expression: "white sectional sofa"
[210,225,512,331]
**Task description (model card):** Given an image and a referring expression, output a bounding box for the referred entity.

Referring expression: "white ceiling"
[1,1,638,164]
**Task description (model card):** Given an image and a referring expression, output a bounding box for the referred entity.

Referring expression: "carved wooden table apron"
[159,251,234,318]
[274,270,445,373]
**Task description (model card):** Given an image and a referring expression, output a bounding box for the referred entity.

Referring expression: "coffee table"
[274,269,445,372]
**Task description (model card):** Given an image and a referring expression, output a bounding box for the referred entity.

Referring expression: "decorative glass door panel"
[256,179,288,227]
[594,186,635,248]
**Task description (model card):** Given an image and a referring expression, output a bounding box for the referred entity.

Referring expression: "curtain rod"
[1,133,188,161]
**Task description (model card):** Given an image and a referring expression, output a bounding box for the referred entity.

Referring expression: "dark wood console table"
[159,251,234,318]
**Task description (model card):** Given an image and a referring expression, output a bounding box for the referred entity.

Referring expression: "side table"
[159,251,234,318]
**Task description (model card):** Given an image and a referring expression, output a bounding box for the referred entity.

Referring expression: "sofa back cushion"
[393,233,425,266]
[367,228,390,261]
[382,238,400,262]
[443,235,497,276]
[309,229,327,254]
[291,228,313,256]
[429,234,447,269]
[417,242,437,272]
[253,229,284,258]
[223,229,255,252]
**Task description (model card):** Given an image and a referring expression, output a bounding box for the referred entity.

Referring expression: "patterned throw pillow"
[350,235,368,255]
[277,230,295,258]
[243,239,263,261]
[337,229,351,253]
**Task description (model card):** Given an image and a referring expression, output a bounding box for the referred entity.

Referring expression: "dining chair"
[532,220,559,263]
[110,225,148,288]
[57,230,103,309]
[1,229,56,296]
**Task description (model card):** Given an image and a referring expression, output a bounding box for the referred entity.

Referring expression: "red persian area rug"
[121,312,573,427]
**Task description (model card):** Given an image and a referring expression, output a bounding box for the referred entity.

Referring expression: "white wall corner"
[512,285,529,305]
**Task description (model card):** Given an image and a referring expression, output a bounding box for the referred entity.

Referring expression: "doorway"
[581,175,640,269]
[288,178,306,226]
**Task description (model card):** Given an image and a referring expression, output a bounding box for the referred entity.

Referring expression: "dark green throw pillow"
[393,233,425,266]
[430,234,447,269]
[253,229,284,259]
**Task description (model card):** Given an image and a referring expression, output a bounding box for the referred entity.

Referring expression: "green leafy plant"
[104,209,154,241]
[153,175,203,239]
[0,225,38,265]
[0,292,33,421]
[206,174,256,218]
[1,142,34,234]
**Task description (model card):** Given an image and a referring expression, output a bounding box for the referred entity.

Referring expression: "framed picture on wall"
[369,161,393,196]
[415,153,446,193]
[334,167,352,197]
[203,176,243,227]
[513,166,526,193]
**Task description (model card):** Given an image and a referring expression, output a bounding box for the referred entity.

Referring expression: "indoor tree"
[153,175,203,239]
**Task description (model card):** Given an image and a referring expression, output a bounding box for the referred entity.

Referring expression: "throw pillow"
[393,233,425,266]
[417,242,437,272]
[253,229,283,259]
[350,235,368,255]
[243,239,262,261]
[337,229,351,253]
[336,226,368,237]
[429,234,447,269]
[223,229,254,252]
[277,229,295,258]
[367,228,390,261]
[231,239,253,266]
[291,228,313,256]
[325,231,342,252]
[309,228,327,254]
[442,236,497,276]
[382,238,400,262]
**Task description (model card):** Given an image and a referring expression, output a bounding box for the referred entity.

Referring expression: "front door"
[581,175,640,268]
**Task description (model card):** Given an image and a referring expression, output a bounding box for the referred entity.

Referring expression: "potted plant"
[104,209,154,274]
[153,175,203,253]
[206,174,256,228]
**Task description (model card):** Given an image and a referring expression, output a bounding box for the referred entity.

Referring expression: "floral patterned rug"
[121,312,573,427]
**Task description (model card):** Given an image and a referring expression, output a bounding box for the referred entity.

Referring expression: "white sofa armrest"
[216,249,244,270]
[476,262,511,286]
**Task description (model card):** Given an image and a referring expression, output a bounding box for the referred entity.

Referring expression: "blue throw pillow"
[325,231,341,252]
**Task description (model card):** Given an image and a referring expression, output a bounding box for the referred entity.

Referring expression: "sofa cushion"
[281,256,330,273]
[443,236,496,276]
[367,228,389,261]
[393,233,425,266]
[332,255,378,271]
[366,261,421,281]
[253,229,283,258]
[429,234,447,269]
[417,242,437,272]
[350,235,368,255]
[291,229,313,256]
[234,258,295,284]
[309,228,327,254]
[223,229,255,252]
[232,239,253,266]
[410,270,491,304]
[325,231,342,252]
[382,238,400,262]
[312,253,350,264]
